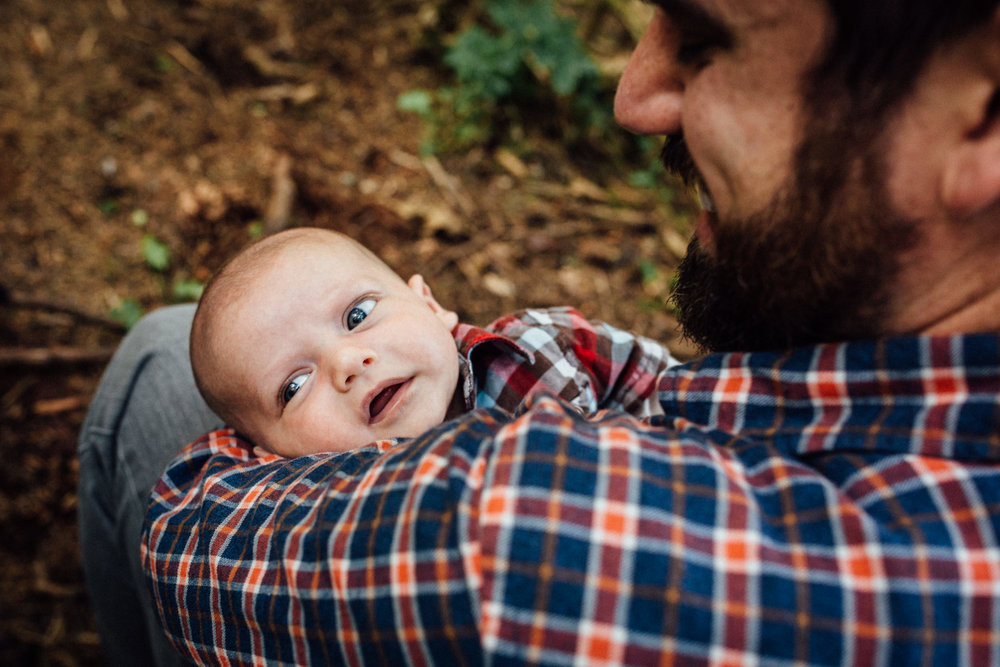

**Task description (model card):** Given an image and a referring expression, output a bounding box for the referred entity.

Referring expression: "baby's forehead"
[263,233,385,272]
[204,229,402,340]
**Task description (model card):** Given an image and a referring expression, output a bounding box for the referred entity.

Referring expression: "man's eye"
[346,298,376,330]
[677,39,713,68]
[671,17,733,70]
[282,372,311,405]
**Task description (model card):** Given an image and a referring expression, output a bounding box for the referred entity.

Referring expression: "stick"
[421,155,477,219]
[3,290,126,332]
[0,346,117,368]
[33,395,91,415]
[389,149,477,219]
[263,153,296,236]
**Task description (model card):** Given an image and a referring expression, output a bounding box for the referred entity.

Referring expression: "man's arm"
[143,386,1000,666]
[143,416,494,665]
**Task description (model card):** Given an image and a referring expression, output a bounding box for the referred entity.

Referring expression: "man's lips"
[366,378,411,423]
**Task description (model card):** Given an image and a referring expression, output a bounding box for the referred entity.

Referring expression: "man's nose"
[614,9,684,136]
[326,344,376,392]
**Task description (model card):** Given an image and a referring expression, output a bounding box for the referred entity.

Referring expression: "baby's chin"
[419,399,459,434]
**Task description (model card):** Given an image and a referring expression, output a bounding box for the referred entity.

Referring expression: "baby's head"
[190,227,461,457]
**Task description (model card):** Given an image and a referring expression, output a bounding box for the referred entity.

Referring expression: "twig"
[242,44,310,80]
[421,155,477,219]
[251,82,320,105]
[3,290,126,333]
[389,149,477,220]
[161,39,227,108]
[0,346,116,368]
[424,229,506,276]
[106,0,128,21]
[164,40,212,81]
[262,153,296,236]
[34,560,82,596]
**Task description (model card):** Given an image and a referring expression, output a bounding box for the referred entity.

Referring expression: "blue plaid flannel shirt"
[143,332,1000,665]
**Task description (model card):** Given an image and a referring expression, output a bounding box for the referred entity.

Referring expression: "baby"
[190,227,678,457]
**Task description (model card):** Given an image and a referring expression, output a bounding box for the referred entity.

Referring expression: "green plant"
[153,54,174,74]
[110,298,143,330]
[130,208,149,226]
[171,279,205,302]
[108,232,206,328]
[141,234,170,272]
[98,198,119,216]
[399,0,610,155]
[448,1,598,98]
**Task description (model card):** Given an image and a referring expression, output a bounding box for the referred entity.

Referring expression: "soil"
[0,0,696,663]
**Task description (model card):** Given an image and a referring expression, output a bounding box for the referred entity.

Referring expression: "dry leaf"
[482,273,516,298]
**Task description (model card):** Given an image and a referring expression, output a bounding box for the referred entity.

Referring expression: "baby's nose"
[329,345,376,392]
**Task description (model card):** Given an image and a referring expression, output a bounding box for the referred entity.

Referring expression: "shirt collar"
[451,322,533,411]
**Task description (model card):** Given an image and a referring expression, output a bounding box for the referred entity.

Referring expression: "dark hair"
[811,1,998,119]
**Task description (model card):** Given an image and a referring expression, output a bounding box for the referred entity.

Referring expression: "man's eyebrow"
[642,0,734,44]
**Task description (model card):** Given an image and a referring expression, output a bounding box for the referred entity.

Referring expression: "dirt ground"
[0,0,695,663]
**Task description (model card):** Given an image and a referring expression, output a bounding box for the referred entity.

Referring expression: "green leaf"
[445,26,519,98]
[153,54,174,73]
[98,198,119,216]
[130,209,149,227]
[171,279,204,302]
[638,258,660,285]
[110,299,143,330]
[397,89,433,116]
[141,234,170,271]
[629,170,658,189]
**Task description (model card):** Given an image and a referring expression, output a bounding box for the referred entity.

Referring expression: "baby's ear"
[407,274,459,330]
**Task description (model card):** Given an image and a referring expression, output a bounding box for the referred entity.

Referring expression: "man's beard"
[667,124,918,353]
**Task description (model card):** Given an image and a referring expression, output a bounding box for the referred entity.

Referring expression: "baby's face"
[212,237,460,457]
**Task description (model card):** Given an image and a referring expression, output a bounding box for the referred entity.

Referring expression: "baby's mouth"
[368,381,405,421]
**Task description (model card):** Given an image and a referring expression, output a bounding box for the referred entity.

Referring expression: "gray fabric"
[77,304,222,667]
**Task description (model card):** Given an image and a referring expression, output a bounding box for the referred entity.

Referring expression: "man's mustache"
[660,132,698,187]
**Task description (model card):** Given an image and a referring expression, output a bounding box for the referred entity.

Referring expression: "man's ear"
[943,91,1000,216]
[407,274,459,330]
[942,12,1000,217]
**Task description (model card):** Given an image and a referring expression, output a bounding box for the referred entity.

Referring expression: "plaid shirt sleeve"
[474,307,679,417]
[144,332,1000,667]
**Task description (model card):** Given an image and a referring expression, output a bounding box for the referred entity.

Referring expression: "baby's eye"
[346,298,376,330]
[281,372,311,405]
